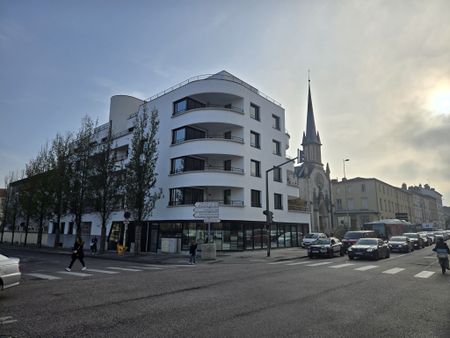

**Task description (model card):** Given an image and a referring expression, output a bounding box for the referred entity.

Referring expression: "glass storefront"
[117,221,309,252]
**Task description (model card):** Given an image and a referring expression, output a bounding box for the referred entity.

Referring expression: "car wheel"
[349,255,354,260]
[308,254,313,259]
[386,250,390,258]
[329,250,333,258]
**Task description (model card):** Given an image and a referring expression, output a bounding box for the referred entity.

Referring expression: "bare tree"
[124,105,161,255]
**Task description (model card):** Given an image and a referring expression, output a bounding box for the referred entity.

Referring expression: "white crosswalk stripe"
[107,267,142,272]
[354,265,379,271]
[306,262,333,267]
[329,263,355,269]
[128,265,162,270]
[26,273,62,280]
[0,316,18,325]
[382,268,405,275]
[268,260,296,265]
[286,261,310,266]
[85,268,119,274]
[58,271,93,277]
[414,271,435,278]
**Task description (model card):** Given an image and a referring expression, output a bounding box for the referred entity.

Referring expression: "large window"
[272,114,280,130]
[251,189,261,207]
[170,156,205,174]
[172,126,205,144]
[250,103,260,121]
[169,188,203,206]
[224,189,231,205]
[173,97,205,114]
[274,193,283,210]
[250,131,260,148]
[251,159,261,177]
[273,167,282,182]
[272,140,281,156]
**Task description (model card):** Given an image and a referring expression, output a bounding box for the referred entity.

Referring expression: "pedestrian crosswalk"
[24,263,195,281]
[264,259,440,280]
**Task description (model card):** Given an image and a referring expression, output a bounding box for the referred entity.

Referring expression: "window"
[250,103,260,121]
[361,184,366,192]
[224,189,231,205]
[347,199,354,210]
[169,187,203,206]
[224,160,232,171]
[250,131,260,148]
[251,189,261,207]
[224,131,232,139]
[274,193,283,210]
[336,199,342,211]
[273,167,282,182]
[172,126,205,144]
[272,140,281,156]
[361,198,368,209]
[272,114,280,130]
[173,97,205,114]
[251,159,261,177]
[171,156,205,174]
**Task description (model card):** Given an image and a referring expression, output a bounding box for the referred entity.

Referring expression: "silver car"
[0,254,21,290]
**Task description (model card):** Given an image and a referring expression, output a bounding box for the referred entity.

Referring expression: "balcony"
[169,199,244,207]
[170,165,244,175]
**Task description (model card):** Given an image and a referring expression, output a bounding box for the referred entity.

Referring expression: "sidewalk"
[0,242,309,265]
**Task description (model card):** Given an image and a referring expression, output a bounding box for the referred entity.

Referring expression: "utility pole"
[265,156,298,257]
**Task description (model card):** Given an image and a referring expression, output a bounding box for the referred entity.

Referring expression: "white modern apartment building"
[50,71,310,252]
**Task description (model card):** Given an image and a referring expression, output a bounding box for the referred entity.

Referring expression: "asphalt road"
[1,246,449,338]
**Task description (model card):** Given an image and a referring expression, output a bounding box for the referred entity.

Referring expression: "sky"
[1,0,450,204]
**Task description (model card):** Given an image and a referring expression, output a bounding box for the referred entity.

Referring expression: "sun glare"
[428,86,450,115]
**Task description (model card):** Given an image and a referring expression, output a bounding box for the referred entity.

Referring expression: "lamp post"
[343,158,349,179]
[265,156,298,257]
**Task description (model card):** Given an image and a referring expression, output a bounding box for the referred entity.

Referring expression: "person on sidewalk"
[90,236,98,255]
[189,240,198,264]
[66,236,86,271]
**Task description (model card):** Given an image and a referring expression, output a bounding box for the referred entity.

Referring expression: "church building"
[295,78,333,234]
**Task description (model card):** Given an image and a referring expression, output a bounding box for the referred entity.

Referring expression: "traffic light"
[263,210,273,223]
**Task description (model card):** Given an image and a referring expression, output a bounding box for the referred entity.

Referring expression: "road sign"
[193,202,220,222]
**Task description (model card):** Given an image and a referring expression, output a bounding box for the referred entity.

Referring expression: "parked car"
[388,236,414,253]
[0,254,21,291]
[347,238,390,260]
[403,233,424,249]
[308,237,345,258]
[341,230,377,252]
[418,232,432,246]
[301,232,327,248]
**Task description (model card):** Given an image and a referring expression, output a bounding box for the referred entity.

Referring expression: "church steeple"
[301,74,322,165]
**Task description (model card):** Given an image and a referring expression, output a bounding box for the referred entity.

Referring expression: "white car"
[0,254,21,291]
[301,232,328,248]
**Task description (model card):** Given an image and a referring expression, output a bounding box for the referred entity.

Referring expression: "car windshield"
[305,233,319,239]
[390,236,406,241]
[356,239,378,245]
[314,239,330,245]
[344,232,365,239]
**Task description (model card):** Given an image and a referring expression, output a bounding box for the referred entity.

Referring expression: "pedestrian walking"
[66,236,86,271]
[90,236,98,255]
[189,240,198,264]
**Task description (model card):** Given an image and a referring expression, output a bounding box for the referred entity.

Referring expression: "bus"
[362,219,413,240]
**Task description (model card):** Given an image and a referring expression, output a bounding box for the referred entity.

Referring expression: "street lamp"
[343,158,350,179]
[265,156,298,257]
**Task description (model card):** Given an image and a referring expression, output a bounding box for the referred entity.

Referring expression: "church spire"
[304,74,321,145]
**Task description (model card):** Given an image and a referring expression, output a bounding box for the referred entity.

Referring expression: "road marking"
[58,271,93,277]
[128,265,162,270]
[286,261,310,266]
[329,263,355,269]
[382,268,405,275]
[306,262,333,267]
[107,267,142,272]
[168,264,196,267]
[85,268,119,274]
[414,271,435,278]
[0,316,18,325]
[354,265,379,271]
[268,260,296,265]
[26,273,62,280]
[250,259,266,262]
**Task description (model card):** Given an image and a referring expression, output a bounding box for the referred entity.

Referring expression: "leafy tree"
[124,105,161,255]
[68,116,96,235]
[1,172,18,242]
[91,122,123,253]
[49,132,73,247]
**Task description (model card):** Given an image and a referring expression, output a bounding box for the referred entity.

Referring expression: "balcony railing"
[172,103,244,117]
[172,135,244,145]
[171,166,244,175]
[168,199,244,207]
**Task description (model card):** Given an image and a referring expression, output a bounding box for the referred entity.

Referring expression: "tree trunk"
[24,214,30,246]
[11,209,17,245]
[100,218,107,253]
[134,220,141,256]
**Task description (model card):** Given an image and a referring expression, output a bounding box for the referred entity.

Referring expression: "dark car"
[347,238,390,260]
[403,233,424,249]
[341,230,377,252]
[308,237,345,258]
[388,236,414,253]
